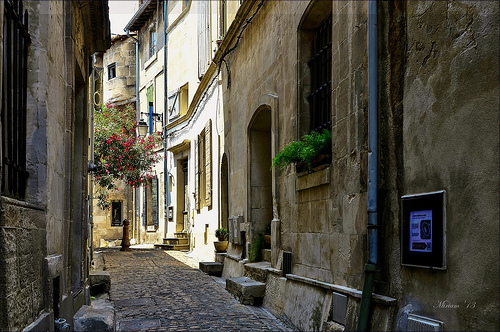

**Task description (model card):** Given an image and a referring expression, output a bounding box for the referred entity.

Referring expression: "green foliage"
[271,129,332,171]
[94,103,163,209]
[248,235,264,263]
[215,228,228,241]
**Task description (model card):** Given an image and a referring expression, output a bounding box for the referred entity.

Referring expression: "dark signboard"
[401,191,446,269]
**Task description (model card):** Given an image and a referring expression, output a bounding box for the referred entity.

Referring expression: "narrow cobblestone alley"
[101,249,293,332]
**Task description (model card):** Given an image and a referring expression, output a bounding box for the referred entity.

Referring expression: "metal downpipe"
[357,1,378,331]
[126,29,140,243]
[163,0,170,237]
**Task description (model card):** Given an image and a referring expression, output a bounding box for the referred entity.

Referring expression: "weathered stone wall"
[222,0,369,290]
[103,36,136,105]
[1,1,110,331]
[378,1,500,330]
[222,0,498,330]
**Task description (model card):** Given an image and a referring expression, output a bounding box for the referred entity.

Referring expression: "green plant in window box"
[271,129,332,172]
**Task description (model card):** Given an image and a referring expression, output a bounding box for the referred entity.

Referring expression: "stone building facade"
[0,1,110,331]
[125,0,240,262]
[92,34,137,249]
[219,1,499,331]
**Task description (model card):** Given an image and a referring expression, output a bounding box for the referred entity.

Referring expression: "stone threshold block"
[89,271,111,295]
[226,276,266,306]
[199,262,224,276]
[74,297,114,332]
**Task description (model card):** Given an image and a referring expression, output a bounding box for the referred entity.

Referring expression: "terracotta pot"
[263,235,271,249]
[214,240,228,252]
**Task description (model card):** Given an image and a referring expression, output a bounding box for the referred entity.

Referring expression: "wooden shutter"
[197,0,210,78]
[205,119,212,207]
[152,176,159,226]
[143,186,147,226]
[194,136,200,210]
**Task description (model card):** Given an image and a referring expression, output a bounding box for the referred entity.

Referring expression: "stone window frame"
[108,63,116,80]
[111,201,123,227]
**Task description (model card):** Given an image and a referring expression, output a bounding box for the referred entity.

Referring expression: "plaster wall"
[379,2,500,330]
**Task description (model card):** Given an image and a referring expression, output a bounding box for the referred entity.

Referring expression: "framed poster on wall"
[401,191,446,269]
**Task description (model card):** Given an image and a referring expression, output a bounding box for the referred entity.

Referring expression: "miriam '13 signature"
[433,300,476,309]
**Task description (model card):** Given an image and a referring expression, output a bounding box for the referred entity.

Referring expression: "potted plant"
[271,129,332,173]
[214,228,228,252]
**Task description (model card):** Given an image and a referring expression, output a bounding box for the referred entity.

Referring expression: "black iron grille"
[2,0,30,199]
[308,15,332,132]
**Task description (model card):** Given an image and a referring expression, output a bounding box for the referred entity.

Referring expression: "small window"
[111,201,122,227]
[149,30,156,58]
[108,63,116,80]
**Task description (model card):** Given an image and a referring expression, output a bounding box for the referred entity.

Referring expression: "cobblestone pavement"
[102,249,294,332]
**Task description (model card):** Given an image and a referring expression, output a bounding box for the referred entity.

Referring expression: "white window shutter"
[168,91,180,119]
[198,0,210,78]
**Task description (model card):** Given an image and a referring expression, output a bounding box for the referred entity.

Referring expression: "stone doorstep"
[73,298,114,332]
[89,271,111,295]
[199,262,224,276]
[154,244,175,250]
[226,276,266,306]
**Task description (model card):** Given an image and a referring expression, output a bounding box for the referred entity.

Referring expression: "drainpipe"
[357,1,378,331]
[163,0,169,237]
[126,29,140,243]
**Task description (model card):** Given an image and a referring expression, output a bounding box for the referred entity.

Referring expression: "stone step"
[163,238,179,245]
[173,244,190,251]
[174,232,188,238]
[89,271,111,296]
[177,238,189,245]
[199,262,223,276]
[74,296,114,332]
[154,244,174,250]
[226,276,266,306]
[244,261,271,283]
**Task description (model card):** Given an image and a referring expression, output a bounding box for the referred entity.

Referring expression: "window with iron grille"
[308,15,332,132]
[2,0,30,199]
[111,201,122,227]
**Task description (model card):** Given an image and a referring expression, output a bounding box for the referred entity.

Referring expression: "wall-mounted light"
[137,119,148,138]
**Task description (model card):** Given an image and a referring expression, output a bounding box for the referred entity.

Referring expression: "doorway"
[220,153,229,230]
[248,107,272,242]
[176,158,189,233]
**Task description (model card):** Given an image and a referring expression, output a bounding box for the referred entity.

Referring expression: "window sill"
[296,165,330,191]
